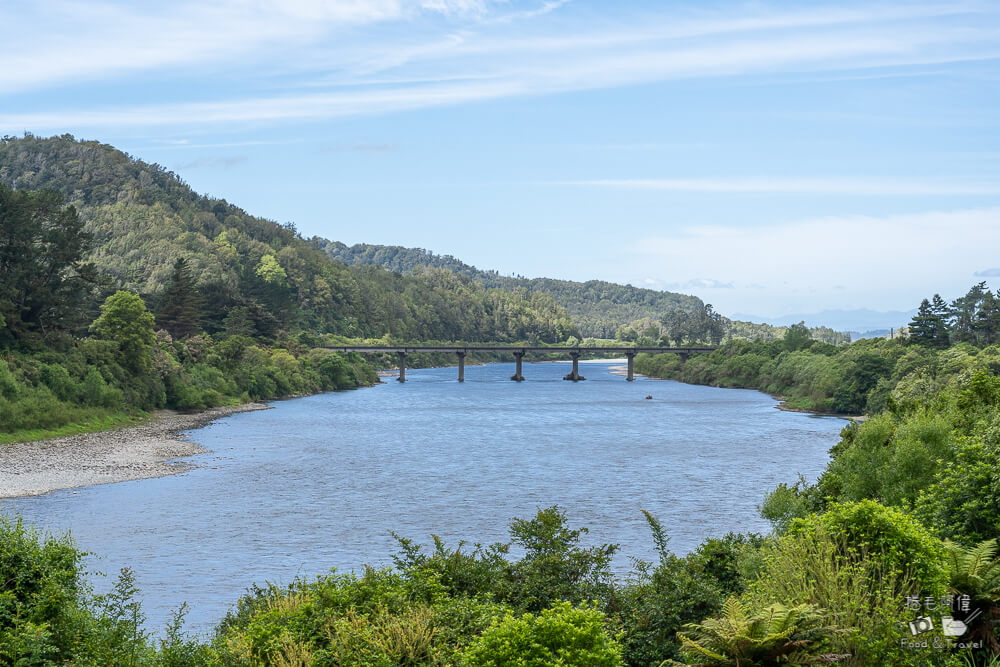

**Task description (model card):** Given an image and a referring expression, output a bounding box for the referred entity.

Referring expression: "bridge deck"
[323,345,715,382]
[325,345,715,354]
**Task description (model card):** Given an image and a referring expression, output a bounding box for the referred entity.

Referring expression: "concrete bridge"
[324,345,716,382]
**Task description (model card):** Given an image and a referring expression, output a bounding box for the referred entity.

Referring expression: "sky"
[2,0,999,320]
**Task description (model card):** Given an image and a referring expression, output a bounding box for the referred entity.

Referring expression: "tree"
[91,291,156,373]
[908,298,941,347]
[783,322,813,352]
[0,184,96,343]
[703,304,725,345]
[951,282,987,345]
[974,289,1000,345]
[502,506,618,613]
[943,539,1000,654]
[255,253,286,285]
[155,257,204,339]
[929,294,951,347]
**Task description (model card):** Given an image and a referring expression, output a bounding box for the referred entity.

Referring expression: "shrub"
[0,515,84,664]
[462,601,622,667]
[746,527,931,665]
[788,500,947,595]
[497,506,618,613]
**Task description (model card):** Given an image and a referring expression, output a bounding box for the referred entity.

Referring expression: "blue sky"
[3,0,999,319]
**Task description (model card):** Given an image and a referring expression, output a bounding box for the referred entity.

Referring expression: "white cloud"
[664,278,736,289]
[0,0,486,92]
[175,155,249,169]
[420,0,490,16]
[0,80,528,129]
[2,2,998,129]
[630,207,1000,312]
[556,178,1000,196]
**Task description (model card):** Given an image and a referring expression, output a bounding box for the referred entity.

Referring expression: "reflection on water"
[5,361,845,636]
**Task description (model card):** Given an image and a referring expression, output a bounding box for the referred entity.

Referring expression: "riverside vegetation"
[3,134,1000,664]
[6,303,1000,664]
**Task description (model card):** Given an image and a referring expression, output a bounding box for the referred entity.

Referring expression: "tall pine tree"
[0,184,97,344]
[155,257,204,339]
[974,290,1000,345]
[951,282,987,344]
[909,298,939,347]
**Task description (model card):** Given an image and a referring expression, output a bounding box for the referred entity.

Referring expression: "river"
[4,360,846,636]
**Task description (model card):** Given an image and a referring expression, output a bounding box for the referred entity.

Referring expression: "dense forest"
[317,240,850,345]
[316,240,701,339]
[5,341,1000,665]
[0,134,579,345]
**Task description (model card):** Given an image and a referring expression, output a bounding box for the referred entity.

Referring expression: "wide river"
[5,360,845,636]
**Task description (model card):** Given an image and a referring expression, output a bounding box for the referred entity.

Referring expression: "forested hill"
[315,241,850,344]
[315,240,704,338]
[0,134,844,346]
[0,134,577,344]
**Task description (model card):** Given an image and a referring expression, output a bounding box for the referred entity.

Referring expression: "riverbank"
[0,403,270,498]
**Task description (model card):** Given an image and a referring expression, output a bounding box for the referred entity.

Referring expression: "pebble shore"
[0,403,270,498]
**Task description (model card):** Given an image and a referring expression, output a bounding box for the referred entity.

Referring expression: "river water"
[4,361,845,636]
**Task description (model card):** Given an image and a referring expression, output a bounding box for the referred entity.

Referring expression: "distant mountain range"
[731,308,918,334]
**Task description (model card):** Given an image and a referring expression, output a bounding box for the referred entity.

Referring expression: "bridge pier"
[678,352,689,363]
[563,351,586,381]
[397,351,407,382]
[625,351,636,381]
[456,351,465,382]
[511,350,525,381]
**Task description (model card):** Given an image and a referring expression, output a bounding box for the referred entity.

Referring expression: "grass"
[0,411,149,445]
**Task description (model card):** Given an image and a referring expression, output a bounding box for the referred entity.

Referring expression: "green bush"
[463,601,622,667]
[745,525,962,666]
[38,363,79,402]
[915,435,1000,543]
[496,506,618,613]
[788,500,947,595]
[0,516,84,664]
[210,568,505,666]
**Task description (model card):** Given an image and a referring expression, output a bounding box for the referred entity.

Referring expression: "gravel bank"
[0,403,270,498]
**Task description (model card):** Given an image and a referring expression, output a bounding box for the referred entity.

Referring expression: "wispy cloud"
[664,278,736,289]
[323,142,398,153]
[0,80,528,129]
[175,155,249,169]
[148,139,297,150]
[974,268,1000,277]
[554,178,1000,196]
[2,2,998,130]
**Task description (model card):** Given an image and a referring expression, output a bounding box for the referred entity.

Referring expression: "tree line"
[909,282,1000,348]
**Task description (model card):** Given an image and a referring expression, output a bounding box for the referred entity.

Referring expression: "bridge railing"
[323,345,716,383]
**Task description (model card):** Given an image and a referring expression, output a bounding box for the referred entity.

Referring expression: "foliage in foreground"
[668,597,837,667]
[7,492,996,667]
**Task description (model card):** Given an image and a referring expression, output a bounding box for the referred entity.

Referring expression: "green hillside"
[0,134,577,345]
[0,133,846,351]
[318,241,849,345]
[317,240,705,338]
